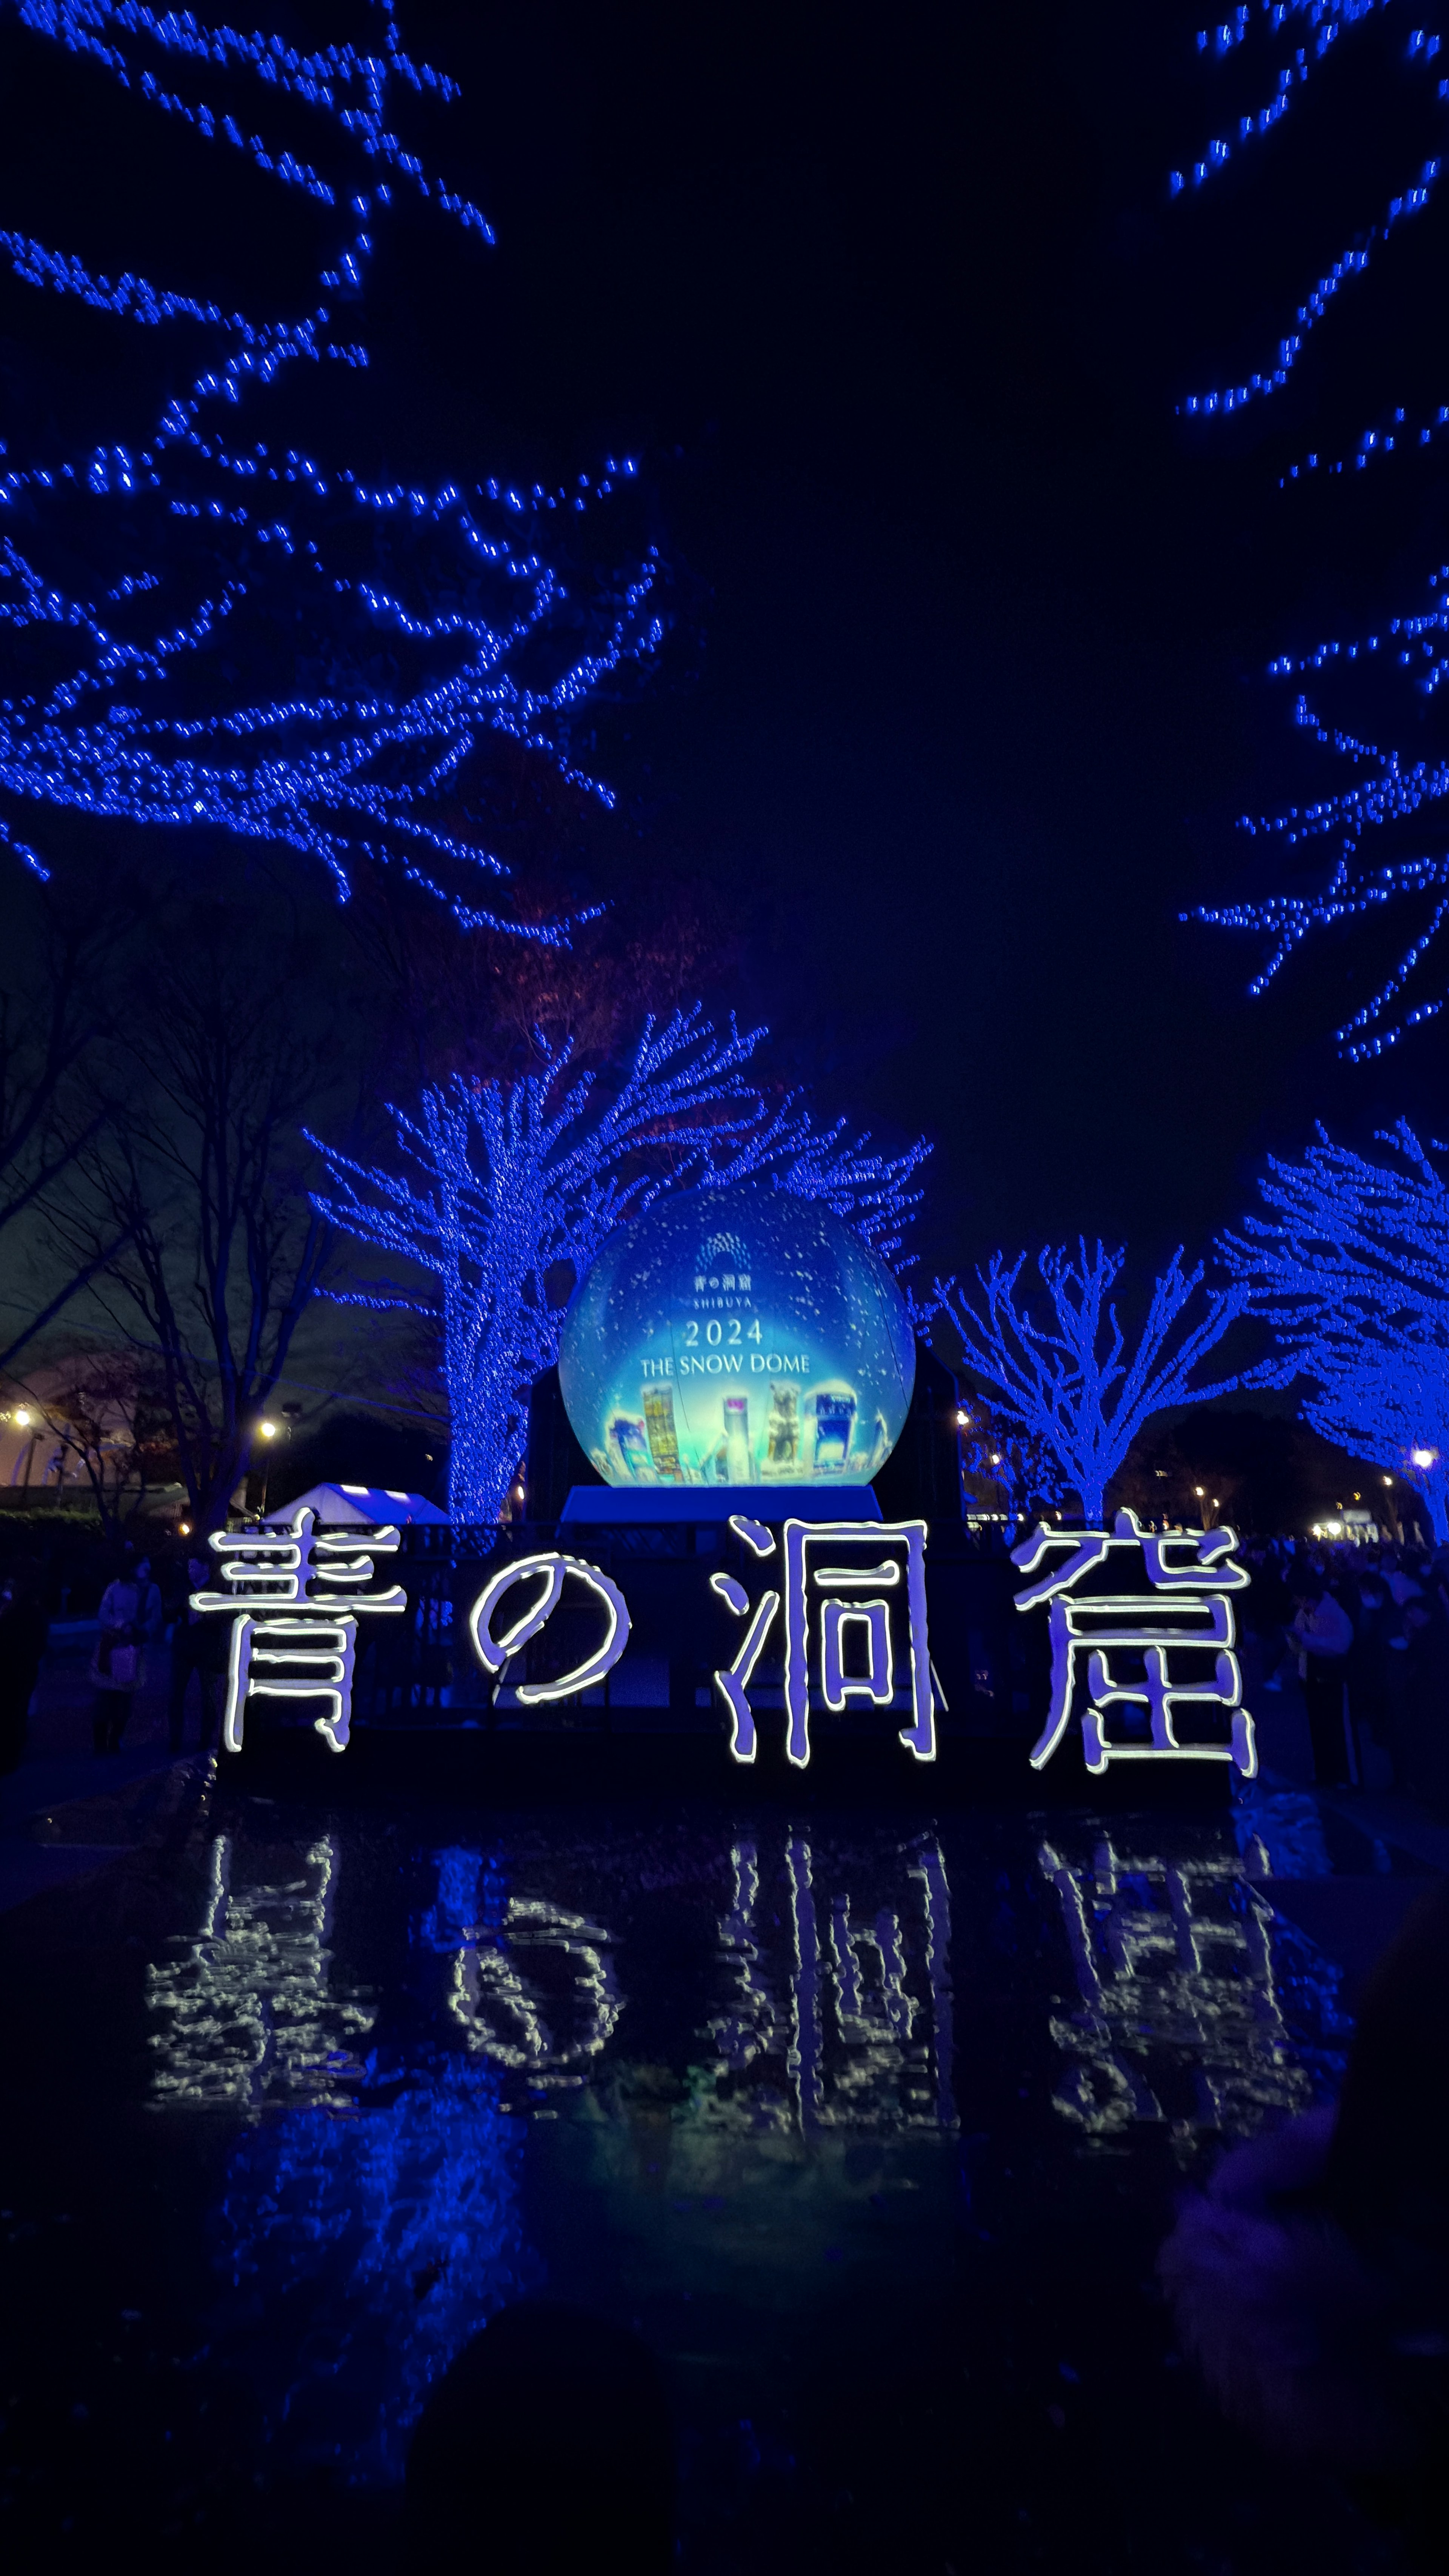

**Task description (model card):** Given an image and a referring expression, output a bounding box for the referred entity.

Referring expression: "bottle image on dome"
[812,1392,856,1475]
[723,1393,753,1483]
[642,1385,684,1480]
[612,1415,650,1479]
[766,1383,799,1473]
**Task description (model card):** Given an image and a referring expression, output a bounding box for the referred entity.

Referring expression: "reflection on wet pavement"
[148,1835,375,2108]
[707,1835,955,2130]
[1037,1832,1336,2140]
[0,1789,1380,2570]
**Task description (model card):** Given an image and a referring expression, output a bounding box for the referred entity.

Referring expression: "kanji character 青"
[189,1509,407,1754]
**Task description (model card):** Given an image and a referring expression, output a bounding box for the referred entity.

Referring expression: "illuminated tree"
[0,2,664,929]
[937,1242,1251,1523]
[1223,1119,1449,1539]
[1174,2,1449,1057]
[309,1011,932,1521]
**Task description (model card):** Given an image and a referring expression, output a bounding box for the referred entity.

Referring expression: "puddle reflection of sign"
[419,1852,623,2091]
[1011,1509,1257,1778]
[709,1833,957,2131]
[1038,1833,1314,2137]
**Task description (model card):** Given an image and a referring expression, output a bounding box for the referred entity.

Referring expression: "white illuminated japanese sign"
[467,1551,632,1704]
[460,1517,935,1769]
[710,1515,935,1767]
[202,1507,1252,1780]
[190,1508,406,1753]
[1010,1508,1257,1778]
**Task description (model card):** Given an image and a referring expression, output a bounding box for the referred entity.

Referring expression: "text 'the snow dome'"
[557,1184,916,1488]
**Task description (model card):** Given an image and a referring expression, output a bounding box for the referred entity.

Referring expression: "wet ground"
[0,1641,1443,2571]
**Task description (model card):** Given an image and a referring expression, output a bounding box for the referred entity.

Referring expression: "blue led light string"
[0,3,663,928]
[1172,2,1430,201]
[1187,563,1449,1053]
[1175,2,1443,415]
[307,1009,934,1521]
[1174,0,1449,1052]
[1223,1121,1449,1535]
[935,1244,1254,1523]
[1278,404,1449,484]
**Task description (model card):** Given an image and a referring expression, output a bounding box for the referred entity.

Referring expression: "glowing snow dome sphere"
[558,1183,916,1489]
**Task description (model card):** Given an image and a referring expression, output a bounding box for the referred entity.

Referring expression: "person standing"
[0,1558,49,1774]
[1347,1567,1397,1762]
[1289,1571,1357,1785]
[167,1546,223,1752]
[89,1553,163,1754]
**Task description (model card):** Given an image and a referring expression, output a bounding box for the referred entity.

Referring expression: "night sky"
[6,0,1449,1287]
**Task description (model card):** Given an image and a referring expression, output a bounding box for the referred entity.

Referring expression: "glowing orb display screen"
[557,1185,916,1489]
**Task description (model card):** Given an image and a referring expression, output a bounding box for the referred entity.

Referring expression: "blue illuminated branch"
[309,1010,935,1521]
[1175,3,1441,416]
[1223,1118,1449,1535]
[1176,4,1449,1055]
[1171,0,1400,208]
[0,2,664,924]
[309,1009,768,1520]
[936,1243,1251,1523]
[1186,572,1449,1054]
[709,1101,933,1276]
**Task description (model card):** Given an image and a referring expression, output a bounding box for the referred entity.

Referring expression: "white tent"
[260,1481,449,1527]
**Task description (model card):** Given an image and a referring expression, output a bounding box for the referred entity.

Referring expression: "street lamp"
[255,1417,281,1516]
[11,1404,39,1491]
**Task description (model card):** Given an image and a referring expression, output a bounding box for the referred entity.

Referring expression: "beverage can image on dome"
[557,1183,917,1487]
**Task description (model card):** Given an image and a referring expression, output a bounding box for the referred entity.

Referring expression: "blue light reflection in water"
[214,2059,537,2481]
[138,1800,1351,2504]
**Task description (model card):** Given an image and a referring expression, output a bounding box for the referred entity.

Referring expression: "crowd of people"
[0,1536,226,1772]
[1240,1537,1449,1806]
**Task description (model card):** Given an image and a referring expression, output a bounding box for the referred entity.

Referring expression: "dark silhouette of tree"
[0,864,152,1370]
[47,882,345,1528]
[3,1347,180,1538]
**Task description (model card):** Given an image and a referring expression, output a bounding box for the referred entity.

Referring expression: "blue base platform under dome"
[557,1482,883,1524]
